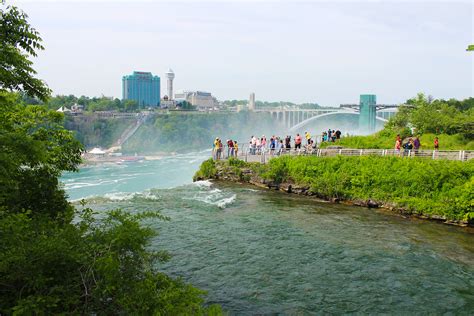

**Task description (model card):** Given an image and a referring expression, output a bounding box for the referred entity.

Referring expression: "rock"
[352,199,366,207]
[291,185,309,195]
[367,199,379,208]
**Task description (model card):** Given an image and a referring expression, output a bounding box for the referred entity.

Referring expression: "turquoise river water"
[62,152,474,314]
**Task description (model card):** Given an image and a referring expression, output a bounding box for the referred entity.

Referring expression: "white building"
[174,90,217,110]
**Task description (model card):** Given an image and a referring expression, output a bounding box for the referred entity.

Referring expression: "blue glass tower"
[359,94,377,133]
[122,71,160,107]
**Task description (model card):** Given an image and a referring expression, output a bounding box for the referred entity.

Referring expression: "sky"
[11,0,474,106]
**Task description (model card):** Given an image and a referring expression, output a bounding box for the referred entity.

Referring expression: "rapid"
[62,151,474,314]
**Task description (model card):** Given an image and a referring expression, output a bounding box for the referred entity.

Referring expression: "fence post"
[338,149,342,155]
[245,149,248,162]
[432,150,435,160]
[360,149,363,156]
[459,150,462,161]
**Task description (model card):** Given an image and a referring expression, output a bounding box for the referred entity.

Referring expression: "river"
[62,151,474,314]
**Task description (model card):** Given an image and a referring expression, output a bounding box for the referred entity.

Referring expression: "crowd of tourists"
[394,134,439,155]
[213,129,343,160]
[214,132,441,160]
[321,129,342,142]
[213,138,239,160]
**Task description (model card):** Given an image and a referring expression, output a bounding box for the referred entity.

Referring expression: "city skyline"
[11,0,474,106]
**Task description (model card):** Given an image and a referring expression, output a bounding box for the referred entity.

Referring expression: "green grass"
[321,132,474,150]
[258,156,474,223]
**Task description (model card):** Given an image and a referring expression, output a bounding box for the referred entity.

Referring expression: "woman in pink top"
[295,134,302,150]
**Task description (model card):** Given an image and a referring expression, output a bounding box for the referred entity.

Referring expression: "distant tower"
[249,92,256,111]
[359,94,377,134]
[165,69,175,100]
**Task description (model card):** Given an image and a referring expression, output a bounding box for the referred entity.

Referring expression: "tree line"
[0,2,221,313]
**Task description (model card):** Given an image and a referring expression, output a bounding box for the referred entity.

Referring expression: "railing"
[212,145,474,163]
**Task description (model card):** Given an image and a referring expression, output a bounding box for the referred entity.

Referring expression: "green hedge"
[260,156,474,222]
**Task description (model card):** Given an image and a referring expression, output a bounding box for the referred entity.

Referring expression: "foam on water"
[193,180,213,188]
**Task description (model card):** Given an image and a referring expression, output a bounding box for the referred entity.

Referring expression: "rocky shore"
[195,160,472,228]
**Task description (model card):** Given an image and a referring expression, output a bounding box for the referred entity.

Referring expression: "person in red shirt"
[294,133,302,150]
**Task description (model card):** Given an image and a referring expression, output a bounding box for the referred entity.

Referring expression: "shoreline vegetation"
[194,157,474,227]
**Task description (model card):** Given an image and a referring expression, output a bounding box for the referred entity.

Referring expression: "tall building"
[249,92,256,111]
[122,71,160,107]
[165,69,175,100]
[359,94,377,133]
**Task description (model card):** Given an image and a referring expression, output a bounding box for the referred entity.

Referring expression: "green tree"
[0,2,221,314]
[0,2,50,101]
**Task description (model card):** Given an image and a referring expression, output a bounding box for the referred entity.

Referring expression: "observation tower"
[165,68,175,100]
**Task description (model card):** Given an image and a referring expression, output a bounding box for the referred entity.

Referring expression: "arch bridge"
[255,104,399,132]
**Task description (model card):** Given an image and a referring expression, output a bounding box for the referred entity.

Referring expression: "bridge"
[254,95,400,133]
[255,105,399,132]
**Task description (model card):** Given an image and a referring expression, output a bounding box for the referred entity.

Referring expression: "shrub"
[257,156,474,221]
[193,158,217,181]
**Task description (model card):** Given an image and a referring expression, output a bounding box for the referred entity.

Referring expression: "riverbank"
[194,156,474,227]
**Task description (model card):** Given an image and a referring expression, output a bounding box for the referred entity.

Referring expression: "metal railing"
[212,144,474,163]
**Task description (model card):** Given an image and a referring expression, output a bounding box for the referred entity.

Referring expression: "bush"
[193,158,217,181]
[257,156,474,222]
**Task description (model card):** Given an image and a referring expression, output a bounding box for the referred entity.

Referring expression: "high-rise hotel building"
[122,71,160,107]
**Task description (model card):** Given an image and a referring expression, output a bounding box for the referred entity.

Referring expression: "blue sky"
[12,0,474,105]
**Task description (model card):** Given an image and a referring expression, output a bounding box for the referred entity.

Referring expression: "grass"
[320,132,474,150]
[259,155,474,223]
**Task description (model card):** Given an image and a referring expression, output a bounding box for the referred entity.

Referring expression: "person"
[295,133,302,150]
[270,136,276,155]
[305,131,311,145]
[213,137,220,160]
[261,135,267,148]
[285,135,291,151]
[434,137,439,150]
[234,140,239,157]
[327,129,332,141]
[275,138,282,156]
[250,135,257,155]
[256,137,261,155]
[227,139,234,157]
[216,139,223,160]
[335,130,341,140]
[413,136,421,154]
[395,137,401,155]
[403,138,413,156]
[331,130,336,142]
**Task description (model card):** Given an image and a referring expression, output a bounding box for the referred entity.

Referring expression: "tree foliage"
[0,3,222,314]
[387,93,474,138]
[0,2,50,101]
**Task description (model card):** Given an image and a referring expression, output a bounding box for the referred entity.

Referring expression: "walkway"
[214,146,474,163]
